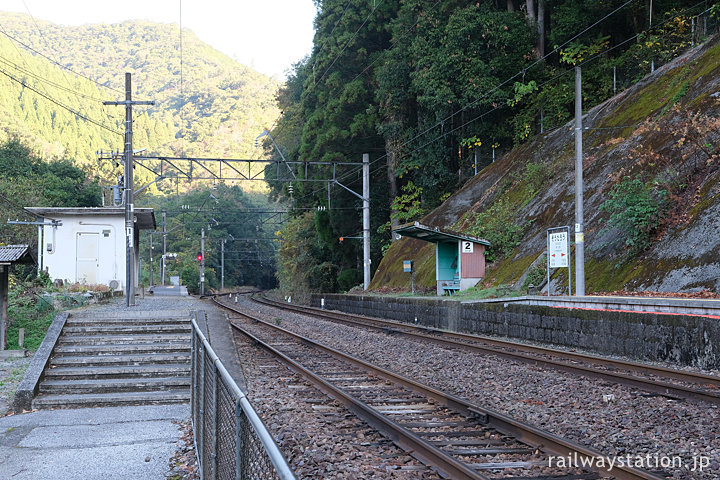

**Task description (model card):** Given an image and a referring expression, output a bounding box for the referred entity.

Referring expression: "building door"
[76,232,99,284]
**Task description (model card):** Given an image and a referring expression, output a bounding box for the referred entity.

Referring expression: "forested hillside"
[373,34,720,294]
[0,12,280,191]
[0,12,284,290]
[270,0,720,295]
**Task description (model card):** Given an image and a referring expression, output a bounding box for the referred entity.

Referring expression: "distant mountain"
[0,12,280,190]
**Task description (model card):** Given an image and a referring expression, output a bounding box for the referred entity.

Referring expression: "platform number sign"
[461,241,474,253]
[548,231,569,268]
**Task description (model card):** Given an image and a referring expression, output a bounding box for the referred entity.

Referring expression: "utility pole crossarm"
[103,100,155,106]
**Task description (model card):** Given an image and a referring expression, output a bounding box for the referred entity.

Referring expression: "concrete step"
[66,317,190,326]
[58,333,190,345]
[43,364,190,379]
[32,389,191,409]
[53,343,190,355]
[62,324,191,335]
[50,352,191,367]
[39,376,191,394]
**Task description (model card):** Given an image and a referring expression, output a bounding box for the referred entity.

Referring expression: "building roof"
[0,244,35,265]
[25,207,156,230]
[393,222,491,246]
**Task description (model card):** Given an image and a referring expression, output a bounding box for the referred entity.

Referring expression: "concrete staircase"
[33,313,192,409]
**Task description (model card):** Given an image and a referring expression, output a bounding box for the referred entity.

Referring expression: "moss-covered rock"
[371,34,720,295]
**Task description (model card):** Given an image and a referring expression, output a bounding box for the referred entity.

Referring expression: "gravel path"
[230,295,720,480]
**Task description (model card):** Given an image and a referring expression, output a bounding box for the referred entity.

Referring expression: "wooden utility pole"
[104,73,154,306]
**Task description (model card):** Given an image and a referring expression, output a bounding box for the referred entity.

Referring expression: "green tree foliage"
[465,198,525,263]
[270,0,706,292]
[0,138,101,245]
[137,183,278,292]
[0,13,280,190]
[276,211,324,295]
[599,175,668,254]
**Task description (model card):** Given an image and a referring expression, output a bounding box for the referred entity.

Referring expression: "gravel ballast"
[228,295,720,480]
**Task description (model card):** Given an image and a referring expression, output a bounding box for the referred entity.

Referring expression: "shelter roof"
[25,207,156,230]
[0,244,35,265]
[393,222,490,246]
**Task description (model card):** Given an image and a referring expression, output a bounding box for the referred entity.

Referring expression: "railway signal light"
[196,252,203,262]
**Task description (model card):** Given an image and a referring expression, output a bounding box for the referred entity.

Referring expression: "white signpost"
[546,226,572,296]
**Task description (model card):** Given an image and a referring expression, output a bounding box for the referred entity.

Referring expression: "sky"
[3,0,318,79]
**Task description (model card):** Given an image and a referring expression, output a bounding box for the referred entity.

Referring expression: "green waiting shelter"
[393,222,490,296]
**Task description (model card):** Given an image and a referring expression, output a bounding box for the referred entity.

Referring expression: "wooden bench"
[442,276,460,295]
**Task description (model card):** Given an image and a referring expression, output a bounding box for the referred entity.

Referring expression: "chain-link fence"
[191,319,296,480]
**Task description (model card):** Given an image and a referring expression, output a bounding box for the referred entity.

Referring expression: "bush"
[308,262,338,293]
[337,269,362,292]
[6,279,56,351]
[466,198,526,263]
[600,175,668,254]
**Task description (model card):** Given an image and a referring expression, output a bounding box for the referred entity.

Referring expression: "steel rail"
[251,295,720,405]
[213,296,665,480]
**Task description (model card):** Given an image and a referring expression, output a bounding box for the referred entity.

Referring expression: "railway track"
[247,294,720,405]
[214,295,665,480]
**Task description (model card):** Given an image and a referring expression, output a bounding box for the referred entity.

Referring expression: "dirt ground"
[0,352,32,416]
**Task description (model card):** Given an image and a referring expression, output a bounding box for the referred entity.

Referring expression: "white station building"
[26,207,156,290]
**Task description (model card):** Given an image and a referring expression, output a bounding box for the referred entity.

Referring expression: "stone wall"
[311,294,720,369]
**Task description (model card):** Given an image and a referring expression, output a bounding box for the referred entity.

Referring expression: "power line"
[0,54,107,102]
[0,22,126,97]
[313,1,385,88]
[19,2,105,121]
[0,65,123,136]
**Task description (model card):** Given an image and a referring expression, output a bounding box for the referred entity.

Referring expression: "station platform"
[1,294,244,479]
[468,294,720,317]
[313,293,720,369]
[0,404,188,480]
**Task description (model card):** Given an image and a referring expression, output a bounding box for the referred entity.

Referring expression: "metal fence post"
[211,363,218,480]
[235,399,243,480]
[199,342,206,478]
[190,318,295,480]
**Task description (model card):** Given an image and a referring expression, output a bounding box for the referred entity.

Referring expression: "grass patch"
[6,309,55,351]
[452,284,523,300]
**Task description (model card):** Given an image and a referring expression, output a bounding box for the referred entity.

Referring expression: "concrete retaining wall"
[311,294,720,369]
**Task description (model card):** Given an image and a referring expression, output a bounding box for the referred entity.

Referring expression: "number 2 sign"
[461,241,474,253]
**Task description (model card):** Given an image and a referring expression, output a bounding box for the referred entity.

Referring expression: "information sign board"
[548,231,569,268]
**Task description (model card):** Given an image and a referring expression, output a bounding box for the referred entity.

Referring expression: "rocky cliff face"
[371,35,720,294]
